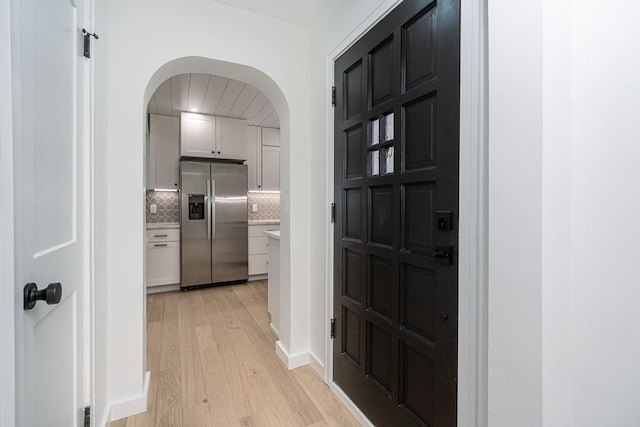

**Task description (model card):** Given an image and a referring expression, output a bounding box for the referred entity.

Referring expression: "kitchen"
[144,73,283,337]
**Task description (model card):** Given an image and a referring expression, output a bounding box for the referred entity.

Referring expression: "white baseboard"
[309,352,324,377]
[146,284,180,294]
[269,322,279,338]
[248,274,267,281]
[329,381,374,427]
[107,371,151,424]
[274,340,309,370]
[99,408,110,427]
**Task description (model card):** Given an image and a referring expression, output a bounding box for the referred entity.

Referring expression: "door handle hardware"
[432,246,453,265]
[24,282,62,310]
[211,180,216,240]
[206,180,212,240]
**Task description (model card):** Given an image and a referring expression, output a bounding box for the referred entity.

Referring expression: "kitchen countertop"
[148,221,279,228]
[146,222,180,229]
[264,230,280,240]
[249,220,280,226]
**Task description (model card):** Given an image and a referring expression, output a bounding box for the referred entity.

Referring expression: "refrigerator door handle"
[206,180,212,240]
[211,179,216,240]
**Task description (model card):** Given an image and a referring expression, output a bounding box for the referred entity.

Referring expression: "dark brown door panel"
[333,0,460,425]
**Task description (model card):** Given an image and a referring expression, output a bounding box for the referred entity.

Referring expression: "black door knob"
[23,282,62,310]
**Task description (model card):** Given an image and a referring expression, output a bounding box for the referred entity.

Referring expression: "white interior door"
[13,0,90,425]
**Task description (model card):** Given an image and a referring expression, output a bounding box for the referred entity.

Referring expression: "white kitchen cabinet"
[266,230,280,337]
[146,229,180,287]
[261,127,280,147]
[148,114,180,189]
[262,145,280,191]
[247,126,280,191]
[246,126,262,191]
[181,112,215,158]
[216,116,247,160]
[248,223,279,276]
[181,112,247,160]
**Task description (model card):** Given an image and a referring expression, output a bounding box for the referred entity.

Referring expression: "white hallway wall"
[490,0,640,425]
[100,0,311,421]
[569,1,640,424]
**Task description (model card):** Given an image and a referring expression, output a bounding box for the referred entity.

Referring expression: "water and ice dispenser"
[188,194,205,220]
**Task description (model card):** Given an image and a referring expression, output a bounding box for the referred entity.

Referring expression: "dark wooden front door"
[333,0,460,425]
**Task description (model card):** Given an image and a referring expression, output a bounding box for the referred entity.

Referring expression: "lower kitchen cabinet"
[266,231,280,337]
[248,223,279,276]
[146,229,180,287]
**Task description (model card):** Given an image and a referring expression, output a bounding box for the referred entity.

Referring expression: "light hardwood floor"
[109,281,360,427]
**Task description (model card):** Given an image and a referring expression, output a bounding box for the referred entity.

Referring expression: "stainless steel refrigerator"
[180,161,248,289]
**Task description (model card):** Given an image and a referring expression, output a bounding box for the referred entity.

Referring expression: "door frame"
[323,0,488,425]
[0,0,16,425]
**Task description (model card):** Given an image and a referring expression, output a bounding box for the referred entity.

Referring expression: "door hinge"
[330,318,336,339]
[330,203,336,224]
[82,29,99,58]
[331,86,336,107]
[83,406,90,427]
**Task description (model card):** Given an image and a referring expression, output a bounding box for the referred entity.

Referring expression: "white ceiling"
[208,0,335,27]
[147,73,280,129]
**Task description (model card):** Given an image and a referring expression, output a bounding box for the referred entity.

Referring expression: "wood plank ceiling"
[147,73,280,129]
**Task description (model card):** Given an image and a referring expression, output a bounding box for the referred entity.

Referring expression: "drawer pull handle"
[154,234,168,237]
[154,244,168,247]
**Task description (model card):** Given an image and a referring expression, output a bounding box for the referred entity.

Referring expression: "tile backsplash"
[247,191,280,221]
[146,190,280,223]
[146,190,179,223]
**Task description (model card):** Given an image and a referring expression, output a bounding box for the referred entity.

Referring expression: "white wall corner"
[106,371,150,425]
[309,351,324,377]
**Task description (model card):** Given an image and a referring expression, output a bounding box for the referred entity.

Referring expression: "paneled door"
[333,0,460,425]
[13,0,91,425]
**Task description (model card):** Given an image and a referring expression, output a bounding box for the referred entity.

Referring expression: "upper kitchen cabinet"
[261,127,280,190]
[148,114,180,189]
[246,126,262,191]
[216,116,248,160]
[261,127,280,147]
[246,126,280,191]
[181,112,215,158]
[181,112,247,160]
[262,145,280,190]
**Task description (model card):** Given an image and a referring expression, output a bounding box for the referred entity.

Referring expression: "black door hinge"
[82,29,99,58]
[331,86,336,107]
[330,203,336,224]
[330,318,336,339]
[83,406,90,427]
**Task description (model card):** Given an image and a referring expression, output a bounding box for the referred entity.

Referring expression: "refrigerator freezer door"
[211,163,248,283]
[180,162,212,287]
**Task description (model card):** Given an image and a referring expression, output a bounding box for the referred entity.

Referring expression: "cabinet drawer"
[248,254,268,275]
[146,229,180,242]
[249,236,268,255]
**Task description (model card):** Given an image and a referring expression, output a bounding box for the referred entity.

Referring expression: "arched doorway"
[142,56,296,366]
